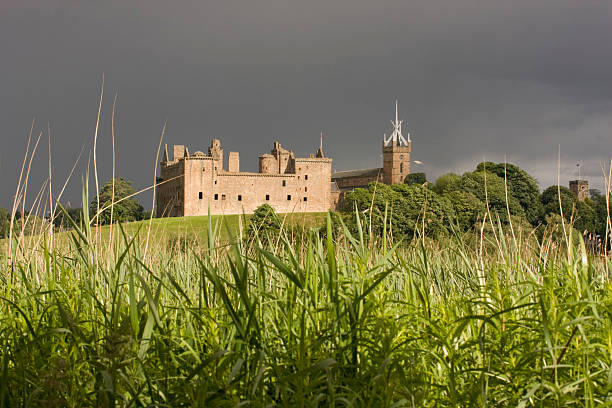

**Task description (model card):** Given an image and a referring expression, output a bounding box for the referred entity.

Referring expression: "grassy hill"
[101,212,326,242]
[1,212,327,250]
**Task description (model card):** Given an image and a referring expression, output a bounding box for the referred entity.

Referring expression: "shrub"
[248,203,282,243]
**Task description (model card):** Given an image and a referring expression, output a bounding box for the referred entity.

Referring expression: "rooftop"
[332,168,383,179]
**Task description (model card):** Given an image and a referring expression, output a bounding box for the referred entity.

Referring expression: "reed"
[1,185,611,406]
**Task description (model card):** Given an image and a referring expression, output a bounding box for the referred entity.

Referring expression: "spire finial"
[384,100,410,146]
[395,99,398,124]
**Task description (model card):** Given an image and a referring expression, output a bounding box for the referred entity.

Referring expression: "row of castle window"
[198,193,307,202]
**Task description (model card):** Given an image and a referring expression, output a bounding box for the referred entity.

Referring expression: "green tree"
[433,172,461,194]
[442,190,487,231]
[392,183,455,237]
[404,172,427,186]
[540,186,576,221]
[89,178,144,225]
[344,182,455,239]
[53,207,85,229]
[0,208,9,238]
[590,190,610,236]
[458,171,525,224]
[574,200,597,233]
[540,185,599,232]
[249,204,282,242]
[476,162,542,224]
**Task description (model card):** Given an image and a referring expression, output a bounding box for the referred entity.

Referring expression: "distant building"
[156,101,414,216]
[156,139,336,216]
[332,100,412,190]
[569,179,589,201]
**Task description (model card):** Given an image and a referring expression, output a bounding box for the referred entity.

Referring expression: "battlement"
[157,138,333,216]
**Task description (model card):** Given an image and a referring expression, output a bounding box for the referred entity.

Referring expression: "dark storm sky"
[1,0,612,210]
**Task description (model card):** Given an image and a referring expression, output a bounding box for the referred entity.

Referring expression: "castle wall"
[177,152,332,216]
[334,174,382,190]
[156,160,185,217]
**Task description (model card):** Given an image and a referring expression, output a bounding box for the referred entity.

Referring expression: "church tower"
[382,100,411,185]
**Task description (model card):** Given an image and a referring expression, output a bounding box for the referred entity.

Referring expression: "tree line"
[0,178,146,238]
[343,162,610,240]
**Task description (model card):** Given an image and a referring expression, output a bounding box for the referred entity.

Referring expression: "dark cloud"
[1,0,611,210]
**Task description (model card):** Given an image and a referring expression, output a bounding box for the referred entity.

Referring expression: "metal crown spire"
[384,99,410,147]
[395,99,398,123]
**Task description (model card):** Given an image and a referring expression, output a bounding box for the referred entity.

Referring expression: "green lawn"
[108,212,327,243]
[2,212,327,250]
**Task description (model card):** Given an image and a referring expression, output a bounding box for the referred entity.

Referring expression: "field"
[1,209,612,407]
[1,212,327,252]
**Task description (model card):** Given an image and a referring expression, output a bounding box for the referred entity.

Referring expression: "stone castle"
[156,101,412,216]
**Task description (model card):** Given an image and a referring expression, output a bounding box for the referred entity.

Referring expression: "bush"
[248,204,282,243]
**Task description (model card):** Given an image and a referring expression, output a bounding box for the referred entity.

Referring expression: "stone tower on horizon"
[382,100,412,185]
[332,100,413,190]
[569,179,589,201]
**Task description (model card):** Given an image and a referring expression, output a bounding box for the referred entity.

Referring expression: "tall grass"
[1,192,612,406]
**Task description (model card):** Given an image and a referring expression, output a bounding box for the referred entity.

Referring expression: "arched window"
[400,163,403,173]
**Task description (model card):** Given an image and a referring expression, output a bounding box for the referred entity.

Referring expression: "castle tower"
[382,100,411,185]
[208,139,223,171]
[569,179,589,201]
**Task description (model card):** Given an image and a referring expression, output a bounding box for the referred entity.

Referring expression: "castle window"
[305,175,308,180]
[222,194,226,200]
[214,166,217,171]
[214,194,218,200]
[198,192,203,199]
[287,195,292,201]
[238,195,242,201]
[400,163,403,173]
[303,197,307,202]
[214,180,217,185]
[305,187,307,192]
[282,180,286,187]
[266,194,270,201]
